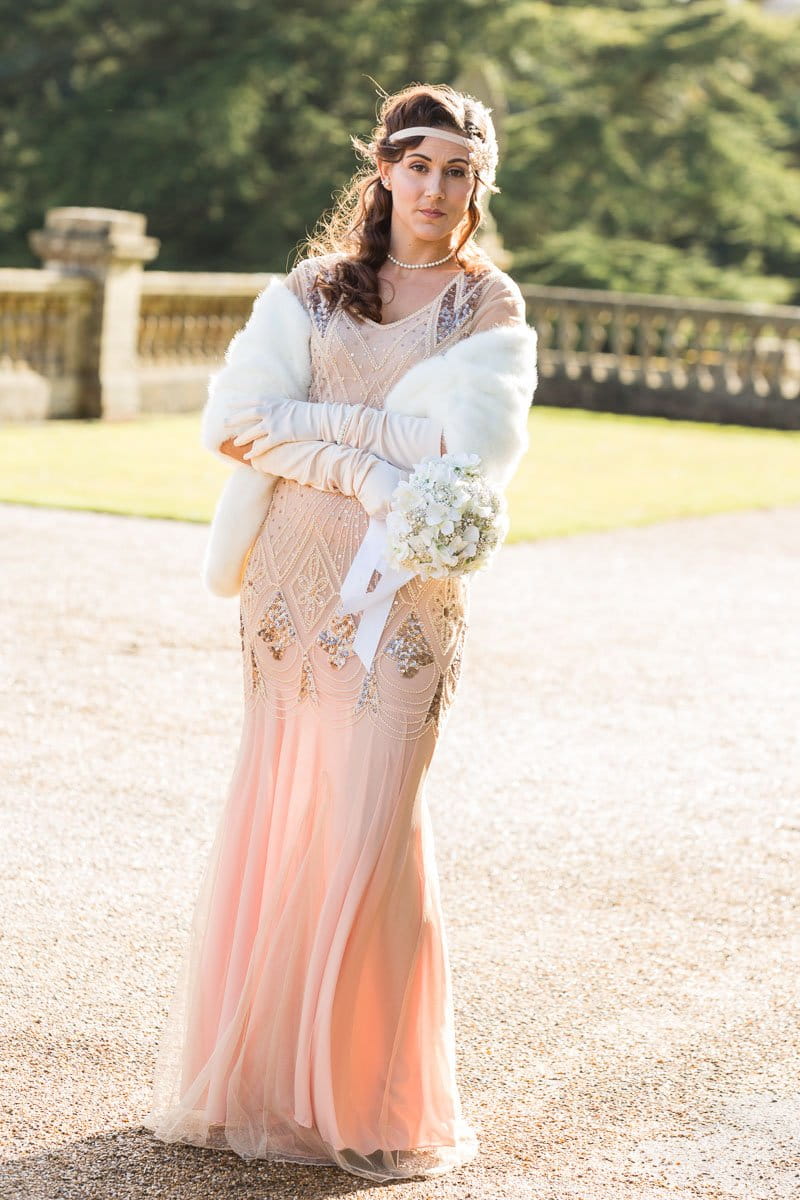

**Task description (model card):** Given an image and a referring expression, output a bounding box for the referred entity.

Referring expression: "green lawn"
[1,407,798,542]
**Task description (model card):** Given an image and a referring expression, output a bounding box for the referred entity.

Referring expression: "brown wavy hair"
[296,83,501,323]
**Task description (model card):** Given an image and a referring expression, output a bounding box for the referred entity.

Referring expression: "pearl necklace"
[387,249,455,270]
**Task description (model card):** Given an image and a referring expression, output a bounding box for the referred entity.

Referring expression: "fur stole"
[201,275,537,597]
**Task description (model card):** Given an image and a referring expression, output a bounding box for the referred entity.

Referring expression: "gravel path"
[1,500,799,1200]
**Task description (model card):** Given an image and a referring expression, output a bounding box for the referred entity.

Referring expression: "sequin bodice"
[304,255,494,409]
[238,253,506,741]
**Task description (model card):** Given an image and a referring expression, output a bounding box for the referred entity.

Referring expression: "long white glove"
[222,396,445,470]
[244,436,405,520]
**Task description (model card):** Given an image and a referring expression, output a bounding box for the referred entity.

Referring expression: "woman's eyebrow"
[408,152,470,166]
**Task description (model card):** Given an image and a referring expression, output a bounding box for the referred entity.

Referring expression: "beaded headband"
[387,125,474,150]
[385,123,497,186]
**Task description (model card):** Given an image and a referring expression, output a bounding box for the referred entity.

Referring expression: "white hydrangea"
[384,452,509,580]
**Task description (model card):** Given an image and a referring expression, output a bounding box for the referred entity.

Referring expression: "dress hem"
[142,1106,479,1182]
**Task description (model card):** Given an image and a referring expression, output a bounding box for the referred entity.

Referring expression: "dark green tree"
[0,0,490,269]
[486,1,800,300]
[2,0,800,302]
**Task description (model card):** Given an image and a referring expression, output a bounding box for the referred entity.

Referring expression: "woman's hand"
[220,399,283,462]
[219,399,278,463]
[223,399,330,463]
[220,436,253,465]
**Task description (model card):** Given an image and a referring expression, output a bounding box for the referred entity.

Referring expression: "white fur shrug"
[200,275,538,597]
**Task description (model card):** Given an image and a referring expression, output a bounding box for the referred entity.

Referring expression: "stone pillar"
[29,207,159,418]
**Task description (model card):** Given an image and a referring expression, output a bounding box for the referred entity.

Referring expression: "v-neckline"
[362,269,465,327]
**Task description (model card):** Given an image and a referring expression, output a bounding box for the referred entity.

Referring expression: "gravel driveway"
[1,500,798,1200]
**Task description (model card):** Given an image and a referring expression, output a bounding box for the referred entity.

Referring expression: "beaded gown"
[143,252,527,1183]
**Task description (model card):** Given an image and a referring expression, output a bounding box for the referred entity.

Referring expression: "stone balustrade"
[137,272,271,412]
[520,284,800,428]
[0,207,798,428]
[0,269,93,418]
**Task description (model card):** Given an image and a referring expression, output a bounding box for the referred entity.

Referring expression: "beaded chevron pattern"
[234,254,492,741]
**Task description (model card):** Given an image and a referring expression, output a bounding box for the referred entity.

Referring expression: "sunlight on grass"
[505,406,800,541]
[1,407,798,541]
[0,414,227,522]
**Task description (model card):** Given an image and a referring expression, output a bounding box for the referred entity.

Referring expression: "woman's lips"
[420,209,445,218]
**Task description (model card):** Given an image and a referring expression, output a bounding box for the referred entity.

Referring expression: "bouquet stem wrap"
[338,517,415,671]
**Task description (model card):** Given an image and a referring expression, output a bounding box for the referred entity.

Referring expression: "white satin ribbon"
[337,516,416,671]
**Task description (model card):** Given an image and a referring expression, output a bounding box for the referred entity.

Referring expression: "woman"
[143,82,537,1183]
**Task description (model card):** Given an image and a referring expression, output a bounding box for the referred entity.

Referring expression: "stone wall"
[1,206,799,428]
[137,271,271,414]
[521,283,800,429]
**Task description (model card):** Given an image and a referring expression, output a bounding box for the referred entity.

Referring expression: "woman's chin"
[408,220,457,242]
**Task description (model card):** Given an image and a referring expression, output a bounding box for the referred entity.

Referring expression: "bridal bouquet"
[383,452,509,580]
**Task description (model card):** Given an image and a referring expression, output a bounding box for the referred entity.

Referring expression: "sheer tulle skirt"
[143,695,479,1182]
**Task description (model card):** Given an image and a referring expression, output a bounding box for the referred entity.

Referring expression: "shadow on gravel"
[2,1128,408,1199]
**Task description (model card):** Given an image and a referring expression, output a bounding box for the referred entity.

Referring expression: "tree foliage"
[1,0,799,301]
[488,1,800,300]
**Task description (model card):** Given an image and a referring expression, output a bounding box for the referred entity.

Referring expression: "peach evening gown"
[143,252,528,1183]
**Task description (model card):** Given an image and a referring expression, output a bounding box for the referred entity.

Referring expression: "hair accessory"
[385,123,498,187]
[387,126,474,150]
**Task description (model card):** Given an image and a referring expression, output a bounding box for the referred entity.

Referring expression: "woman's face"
[380,135,476,246]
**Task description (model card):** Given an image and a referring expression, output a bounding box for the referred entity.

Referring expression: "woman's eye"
[409,163,465,177]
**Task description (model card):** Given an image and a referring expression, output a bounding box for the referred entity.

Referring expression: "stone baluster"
[29,207,159,418]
